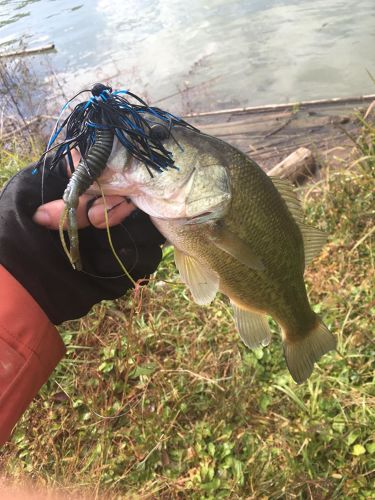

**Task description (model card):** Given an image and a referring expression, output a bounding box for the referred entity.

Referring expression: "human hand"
[0,153,165,325]
[33,148,136,229]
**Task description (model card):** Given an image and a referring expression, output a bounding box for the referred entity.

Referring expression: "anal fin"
[174,248,219,305]
[231,302,272,349]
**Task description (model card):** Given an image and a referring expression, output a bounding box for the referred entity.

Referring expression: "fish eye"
[149,124,170,141]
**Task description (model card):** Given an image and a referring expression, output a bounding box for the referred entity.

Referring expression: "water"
[1,0,375,112]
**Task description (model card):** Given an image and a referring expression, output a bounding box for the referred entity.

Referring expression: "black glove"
[0,159,165,324]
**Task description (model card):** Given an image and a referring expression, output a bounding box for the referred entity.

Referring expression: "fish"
[89,121,337,383]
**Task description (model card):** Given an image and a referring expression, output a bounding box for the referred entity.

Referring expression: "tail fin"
[283,319,336,384]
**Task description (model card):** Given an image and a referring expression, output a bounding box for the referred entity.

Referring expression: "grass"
[0,120,374,499]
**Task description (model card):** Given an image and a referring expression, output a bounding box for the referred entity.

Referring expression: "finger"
[88,197,136,228]
[33,196,136,230]
[33,195,93,229]
[71,148,81,167]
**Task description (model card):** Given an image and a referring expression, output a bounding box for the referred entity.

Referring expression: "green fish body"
[95,126,336,383]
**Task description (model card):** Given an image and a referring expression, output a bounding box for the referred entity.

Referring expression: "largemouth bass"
[91,123,336,383]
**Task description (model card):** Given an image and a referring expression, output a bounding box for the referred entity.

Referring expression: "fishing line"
[39,88,91,205]
[59,206,74,266]
[97,180,137,287]
[57,194,142,281]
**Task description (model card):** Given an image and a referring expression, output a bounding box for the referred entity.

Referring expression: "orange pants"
[0,266,65,445]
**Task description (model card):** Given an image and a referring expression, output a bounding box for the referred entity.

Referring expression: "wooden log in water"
[190,95,371,170]
[0,44,55,58]
[267,147,316,182]
[185,94,375,118]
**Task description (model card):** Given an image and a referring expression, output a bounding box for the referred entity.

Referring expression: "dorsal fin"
[270,177,327,266]
[299,224,327,266]
[270,177,304,223]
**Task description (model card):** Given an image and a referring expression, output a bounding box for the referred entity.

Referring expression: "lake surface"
[1,0,375,113]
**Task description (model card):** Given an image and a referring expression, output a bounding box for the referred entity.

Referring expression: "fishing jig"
[39,83,196,270]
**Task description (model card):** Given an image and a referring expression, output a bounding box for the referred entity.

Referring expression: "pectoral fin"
[231,302,272,349]
[174,248,219,305]
[209,224,265,271]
